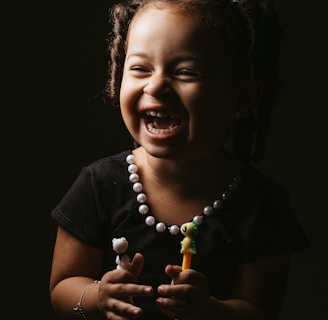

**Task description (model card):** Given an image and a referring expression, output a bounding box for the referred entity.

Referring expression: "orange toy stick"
[180,221,197,270]
[181,252,193,270]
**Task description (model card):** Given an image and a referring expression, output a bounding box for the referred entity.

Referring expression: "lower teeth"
[147,123,178,134]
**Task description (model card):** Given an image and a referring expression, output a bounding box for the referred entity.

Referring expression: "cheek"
[119,73,143,107]
[188,89,234,136]
[119,81,135,116]
[119,75,129,105]
[119,102,137,134]
[119,79,141,135]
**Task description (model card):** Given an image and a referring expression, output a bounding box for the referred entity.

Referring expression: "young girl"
[49,1,309,319]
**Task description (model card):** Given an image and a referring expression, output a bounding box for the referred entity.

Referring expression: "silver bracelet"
[73,280,100,320]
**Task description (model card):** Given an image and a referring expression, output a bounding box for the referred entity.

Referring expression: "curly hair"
[104,0,283,163]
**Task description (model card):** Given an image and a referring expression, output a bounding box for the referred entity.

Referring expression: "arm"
[49,226,153,320]
[210,251,292,319]
[157,252,291,320]
[49,226,106,319]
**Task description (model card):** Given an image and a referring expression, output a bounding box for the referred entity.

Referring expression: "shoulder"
[69,149,132,192]
[230,165,310,260]
[88,150,130,167]
[82,149,131,179]
[241,165,290,200]
[231,164,294,230]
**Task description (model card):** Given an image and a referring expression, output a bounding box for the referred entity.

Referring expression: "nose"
[143,74,171,97]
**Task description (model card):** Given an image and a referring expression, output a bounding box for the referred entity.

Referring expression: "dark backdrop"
[4,1,327,318]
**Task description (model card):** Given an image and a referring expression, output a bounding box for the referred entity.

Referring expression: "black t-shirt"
[51,149,309,319]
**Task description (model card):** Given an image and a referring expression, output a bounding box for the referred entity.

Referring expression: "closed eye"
[130,66,149,73]
[128,65,151,78]
[175,69,202,81]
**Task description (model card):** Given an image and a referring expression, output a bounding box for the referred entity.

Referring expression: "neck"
[133,147,240,195]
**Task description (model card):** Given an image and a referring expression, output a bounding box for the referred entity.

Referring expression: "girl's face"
[120,4,237,159]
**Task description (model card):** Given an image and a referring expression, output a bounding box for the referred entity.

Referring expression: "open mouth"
[144,111,183,134]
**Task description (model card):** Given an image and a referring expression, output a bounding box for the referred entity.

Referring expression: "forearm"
[207,296,264,320]
[51,277,105,320]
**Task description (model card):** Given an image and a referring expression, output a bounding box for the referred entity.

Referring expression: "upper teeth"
[146,111,174,118]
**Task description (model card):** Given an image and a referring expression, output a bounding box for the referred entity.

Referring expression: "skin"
[120,5,236,161]
[49,3,291,320]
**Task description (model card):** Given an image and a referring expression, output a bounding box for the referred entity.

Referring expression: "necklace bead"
[126,154,241,235]
[193,215,203,225]
[139,204,149,215]
[156,222,166,233]
[137,193,147,203]
[213,200,223,210]
[169,225,180,235]
[128,164,138,173]
[133,182,143,193]
[145,215,155,226]
[203,206,214,216]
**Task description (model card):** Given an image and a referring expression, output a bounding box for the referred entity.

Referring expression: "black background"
[4,1,327,318]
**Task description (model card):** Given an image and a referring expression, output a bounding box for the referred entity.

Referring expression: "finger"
[106,298,143,319]
[111,283,153,298]
[165,264,182,280]
[129,252,144,276]
[156,296,188,308]
[156,297,187,320]
[169,268,208,288]
[158,283,190,297]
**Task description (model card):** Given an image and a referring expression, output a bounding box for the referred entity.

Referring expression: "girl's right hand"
[98,253,154,319]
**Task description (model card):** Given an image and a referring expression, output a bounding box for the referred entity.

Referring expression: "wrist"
[207,296,263,320]
[73,280,101,320]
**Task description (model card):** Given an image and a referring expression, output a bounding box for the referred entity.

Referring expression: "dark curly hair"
[104,0,283,163]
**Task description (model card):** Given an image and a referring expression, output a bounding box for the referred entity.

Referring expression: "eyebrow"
[125,52,149,61]
[126,51,203,63]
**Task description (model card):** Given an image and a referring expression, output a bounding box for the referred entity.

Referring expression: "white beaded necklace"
[126,154,242,235]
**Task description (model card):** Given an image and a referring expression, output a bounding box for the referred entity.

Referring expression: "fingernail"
[157,285,166,293]
[130,307,142,316]
[144,287,153,293]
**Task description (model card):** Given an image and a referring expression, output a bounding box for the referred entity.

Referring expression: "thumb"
[129,252,144,276]
[165,264,182,280]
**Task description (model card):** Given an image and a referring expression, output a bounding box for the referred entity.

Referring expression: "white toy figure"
[112,237,134,304]
[112,237,131,270]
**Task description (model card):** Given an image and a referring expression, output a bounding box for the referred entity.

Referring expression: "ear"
[232,80,263,120]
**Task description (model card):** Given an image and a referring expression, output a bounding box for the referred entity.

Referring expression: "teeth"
[147,123,178,134]
[144,110,182,134]
[145,111,176,118]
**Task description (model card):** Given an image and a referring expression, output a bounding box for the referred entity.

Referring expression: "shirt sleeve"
[51,166,104,248]
[242,188,310,262]
[226,166,311,263]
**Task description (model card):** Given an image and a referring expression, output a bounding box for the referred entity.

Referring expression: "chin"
[141,143,183,159]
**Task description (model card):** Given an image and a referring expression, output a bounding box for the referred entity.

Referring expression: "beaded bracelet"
[73,280,100,320]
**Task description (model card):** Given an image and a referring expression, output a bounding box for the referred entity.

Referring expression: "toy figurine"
[180,221,197,270]
[112,237,131,270]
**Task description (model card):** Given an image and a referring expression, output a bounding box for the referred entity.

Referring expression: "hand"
[156,265,211,320]
[98,253,154,319]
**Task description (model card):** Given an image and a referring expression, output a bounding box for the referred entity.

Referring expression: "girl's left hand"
[156,265,211,320]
